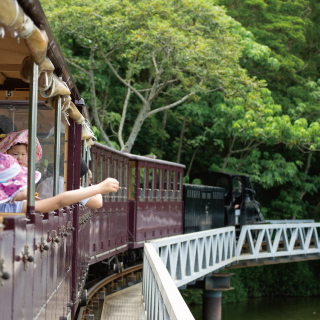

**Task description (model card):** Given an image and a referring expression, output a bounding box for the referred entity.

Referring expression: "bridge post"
[203,273,234,320]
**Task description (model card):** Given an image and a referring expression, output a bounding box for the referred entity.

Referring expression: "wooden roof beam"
[0,64,21,71]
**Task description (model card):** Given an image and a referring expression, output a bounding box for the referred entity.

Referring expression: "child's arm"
[14,189,40,201]
[85,194,103,209]
[15,188,27,201]
[21,178,119,213]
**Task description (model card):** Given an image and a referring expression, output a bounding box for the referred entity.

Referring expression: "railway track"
[77,264,143,320]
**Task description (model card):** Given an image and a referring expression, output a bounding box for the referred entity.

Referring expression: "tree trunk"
[221,152,231,172]
[300,152,312,200]
[160,110,168,153]
[186,145,200,177]
[118,87,131,149]
[222,135,236,172]
[121,102,150,152]
[177,114,187,163]
[88,43,113,147]
[162,110,167,132]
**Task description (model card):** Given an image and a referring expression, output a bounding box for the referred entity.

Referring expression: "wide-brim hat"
[0,129,42,165]
[0,153,41,204]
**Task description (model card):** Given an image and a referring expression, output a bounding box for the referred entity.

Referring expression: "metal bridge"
[142,222,320,320]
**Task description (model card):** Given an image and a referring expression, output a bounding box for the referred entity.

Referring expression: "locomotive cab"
[190,172,264,229]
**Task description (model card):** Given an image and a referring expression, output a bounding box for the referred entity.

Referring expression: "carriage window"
[0,102,67,198]
[106,158,110,177]
[156,169,162,201]
[2,101,68,200]
[82,147,90,187]
[112,160,117,178]
[91,155,96,185]
[177,171,182,201]
[81,140,87,188]
[233,177,242,199]
[112,160,117,202]
[123,163,128,201]
[118,162,122,202]
[148,168,154,200]
[139,167,146,201]
[129,162,136,200]
[59,115,67,193]
[97,155,102,183]
[170,171,175,201]
[104,158,110,202]
[164,170,169,201]
[217,177,229,196]
[86,148,91,187]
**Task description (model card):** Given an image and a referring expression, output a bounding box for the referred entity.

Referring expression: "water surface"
[189,296,320,320]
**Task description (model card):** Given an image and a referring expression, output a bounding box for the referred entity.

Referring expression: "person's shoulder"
[38,176,54,185]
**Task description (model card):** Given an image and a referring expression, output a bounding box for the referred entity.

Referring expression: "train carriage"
[189,172,264,230]
[126,154,184,247]
[183,184,225,234]
[88,144,130,263]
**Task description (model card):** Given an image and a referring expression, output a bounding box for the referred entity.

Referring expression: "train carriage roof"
[94,142,186,169]
[0,0,80,102]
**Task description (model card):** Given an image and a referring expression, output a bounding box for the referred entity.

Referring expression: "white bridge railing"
[142,222,320,319]
[150,227,236,288]
[143,243,194,320]
[237,223,320,261]
[142,227,236,319]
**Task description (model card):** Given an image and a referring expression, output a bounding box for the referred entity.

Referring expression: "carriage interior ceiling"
[0,1,185,319]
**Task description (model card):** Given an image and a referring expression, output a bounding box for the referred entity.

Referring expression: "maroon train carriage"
[126,152,184,247]
[88,143,185,262]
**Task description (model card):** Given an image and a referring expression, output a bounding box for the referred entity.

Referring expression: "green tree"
[44,0,277,152]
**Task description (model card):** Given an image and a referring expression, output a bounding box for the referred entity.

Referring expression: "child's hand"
[14,189,42,201]
[14,188,27,201]
[99,177,119,194]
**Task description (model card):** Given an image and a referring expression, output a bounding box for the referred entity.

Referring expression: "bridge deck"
[101,283,146,320]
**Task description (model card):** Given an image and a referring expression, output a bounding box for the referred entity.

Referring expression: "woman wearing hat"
[0,153,119,213]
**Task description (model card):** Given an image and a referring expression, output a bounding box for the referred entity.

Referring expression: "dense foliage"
[180,260,320,305]
[213,0,320,220]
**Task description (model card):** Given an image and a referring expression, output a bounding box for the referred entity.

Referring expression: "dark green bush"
[180,261,320,306]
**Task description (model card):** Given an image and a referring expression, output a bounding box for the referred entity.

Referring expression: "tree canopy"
[45,0,280,151]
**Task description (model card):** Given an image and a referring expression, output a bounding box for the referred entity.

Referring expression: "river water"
[189,296,320,320]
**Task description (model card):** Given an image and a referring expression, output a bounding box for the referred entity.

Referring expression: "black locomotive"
[184,172,264,233]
